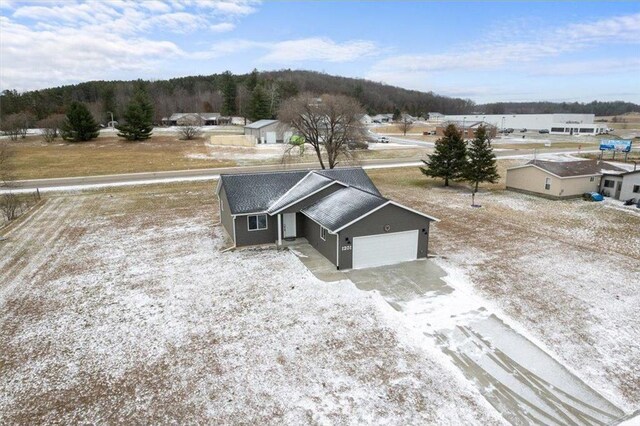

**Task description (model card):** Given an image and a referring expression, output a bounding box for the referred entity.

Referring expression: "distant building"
[244,119,292,144]
[442,113,607,135]
[357,114,373,124]
[506,160,626,199]
[427,112,444,122]
[162,113,231,126]
[434,121,498,138]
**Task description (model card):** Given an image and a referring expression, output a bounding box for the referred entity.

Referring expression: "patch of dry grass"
[5,135,236,180]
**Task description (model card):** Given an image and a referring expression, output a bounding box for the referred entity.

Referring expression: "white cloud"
[210,22,235,32]
[366,12,640,95]
[260,37,378,63]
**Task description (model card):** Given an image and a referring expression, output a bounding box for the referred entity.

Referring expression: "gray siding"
[302,215,337,265]
[278,184,343,214]
[219,186,234,241]
[235,214,277,246]
[338,204,431,270]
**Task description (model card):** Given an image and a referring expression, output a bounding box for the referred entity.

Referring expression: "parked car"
[539,129,550,134]
[582,192,604,202]
[520,128,527,132]
[378,136,389,143]
[506,128,514,133]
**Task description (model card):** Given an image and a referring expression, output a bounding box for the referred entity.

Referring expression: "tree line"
[477,100,639,116]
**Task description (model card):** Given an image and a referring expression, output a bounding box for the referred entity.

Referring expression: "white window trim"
[320,226,327,241]
[247,214,268,232]
[220,198,224,211]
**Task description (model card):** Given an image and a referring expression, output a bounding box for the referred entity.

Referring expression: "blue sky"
[1,1,638,103]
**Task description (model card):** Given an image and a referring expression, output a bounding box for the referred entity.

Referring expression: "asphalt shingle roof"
[220,167,381,215]
[267,172,337,214]
[527,160,626,177]
[314,168,381,196]
[220,170,309,215]
[301,187,388,232]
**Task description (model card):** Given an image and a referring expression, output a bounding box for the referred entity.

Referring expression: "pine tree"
[220,71,237,116]
[464,125,500,193]
[420,124,467,186]
[248,86,271,121]
[60,102,100,142]
[116,83,154,141]
[392,107,401,121]
[246,68,259,93]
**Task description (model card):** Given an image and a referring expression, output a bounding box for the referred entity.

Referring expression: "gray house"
[217,168,438,270]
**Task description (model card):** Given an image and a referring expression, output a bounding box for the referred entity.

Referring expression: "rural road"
[3,147,602,193]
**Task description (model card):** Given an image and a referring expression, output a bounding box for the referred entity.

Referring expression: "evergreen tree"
[464,125,500,192]
[392,107,401,121]
[246,68,259,93]
[60,101,100,142]
[248,86,271,121]
[116,84,154,141]
[220,71,237,116]
[420,124,467,186]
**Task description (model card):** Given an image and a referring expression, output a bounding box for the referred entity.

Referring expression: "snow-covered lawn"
[369,167,640,411]
[0,184,501,424]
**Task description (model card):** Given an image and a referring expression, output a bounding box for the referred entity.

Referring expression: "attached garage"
[352,230,419,269]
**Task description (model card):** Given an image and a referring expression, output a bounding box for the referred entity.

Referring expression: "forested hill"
[476,101,640,116]
[1,69,638,124]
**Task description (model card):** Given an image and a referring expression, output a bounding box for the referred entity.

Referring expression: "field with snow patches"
[0,184,502,424]
[369,167,640,412]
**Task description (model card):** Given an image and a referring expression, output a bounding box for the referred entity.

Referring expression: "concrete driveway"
[291,243,627,425]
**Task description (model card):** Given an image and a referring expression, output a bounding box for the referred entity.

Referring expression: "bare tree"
[38,114,66,143]
[1,193,20,221]
[178,125,202,140]
[397,114,414,135]
[278,93,366,169]
[0,114,24,141]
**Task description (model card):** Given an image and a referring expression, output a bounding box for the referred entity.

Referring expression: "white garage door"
[352,230,418,269]
[266,131,276,144]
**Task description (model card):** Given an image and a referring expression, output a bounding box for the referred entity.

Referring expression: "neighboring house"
[427,112,444,122]
[506,160,626,199]
[243,119,292,144]
[217,168,439,270]
[371,114,391,123]
[600,169,640,201]
[162,113,231,126]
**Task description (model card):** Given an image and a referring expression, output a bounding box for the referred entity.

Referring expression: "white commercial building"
[441,113,608,135]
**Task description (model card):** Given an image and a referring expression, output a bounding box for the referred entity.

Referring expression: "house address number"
[341,246,352,251]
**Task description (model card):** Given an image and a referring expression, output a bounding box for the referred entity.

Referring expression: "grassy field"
[3,134,430,180]
[4,135,236,180]
[0,181,500,424]
[367,166,640,408]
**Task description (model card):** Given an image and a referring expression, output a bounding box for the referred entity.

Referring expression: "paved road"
[2,146,604,193]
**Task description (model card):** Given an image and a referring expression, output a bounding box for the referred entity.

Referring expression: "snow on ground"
[371,170,640,411]
[0,187,502,424]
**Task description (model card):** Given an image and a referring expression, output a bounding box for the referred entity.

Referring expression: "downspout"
[232,216,237,248]
[277,214,282,247]
[335,233,340,270]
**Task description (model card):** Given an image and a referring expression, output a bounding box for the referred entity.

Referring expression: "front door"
[615,182,622,199]
[283,213,296,238]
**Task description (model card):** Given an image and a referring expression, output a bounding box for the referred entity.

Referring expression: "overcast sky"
[1,1,638,103]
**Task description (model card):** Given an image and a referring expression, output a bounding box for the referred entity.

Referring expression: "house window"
[589,177,595,182]
[633,185,640,194]
[603,180,615,188]
[544,177,551,190]
[320,226,327,241]
[248,214,267,231]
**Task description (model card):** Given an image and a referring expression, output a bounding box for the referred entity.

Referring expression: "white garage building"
[244,119,292,144]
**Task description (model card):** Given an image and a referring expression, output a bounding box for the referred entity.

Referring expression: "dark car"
[539,129,550,134]
[520,128,527,132]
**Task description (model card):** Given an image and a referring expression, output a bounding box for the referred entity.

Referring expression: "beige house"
[506,160,626,199]
[601,170,640,201]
